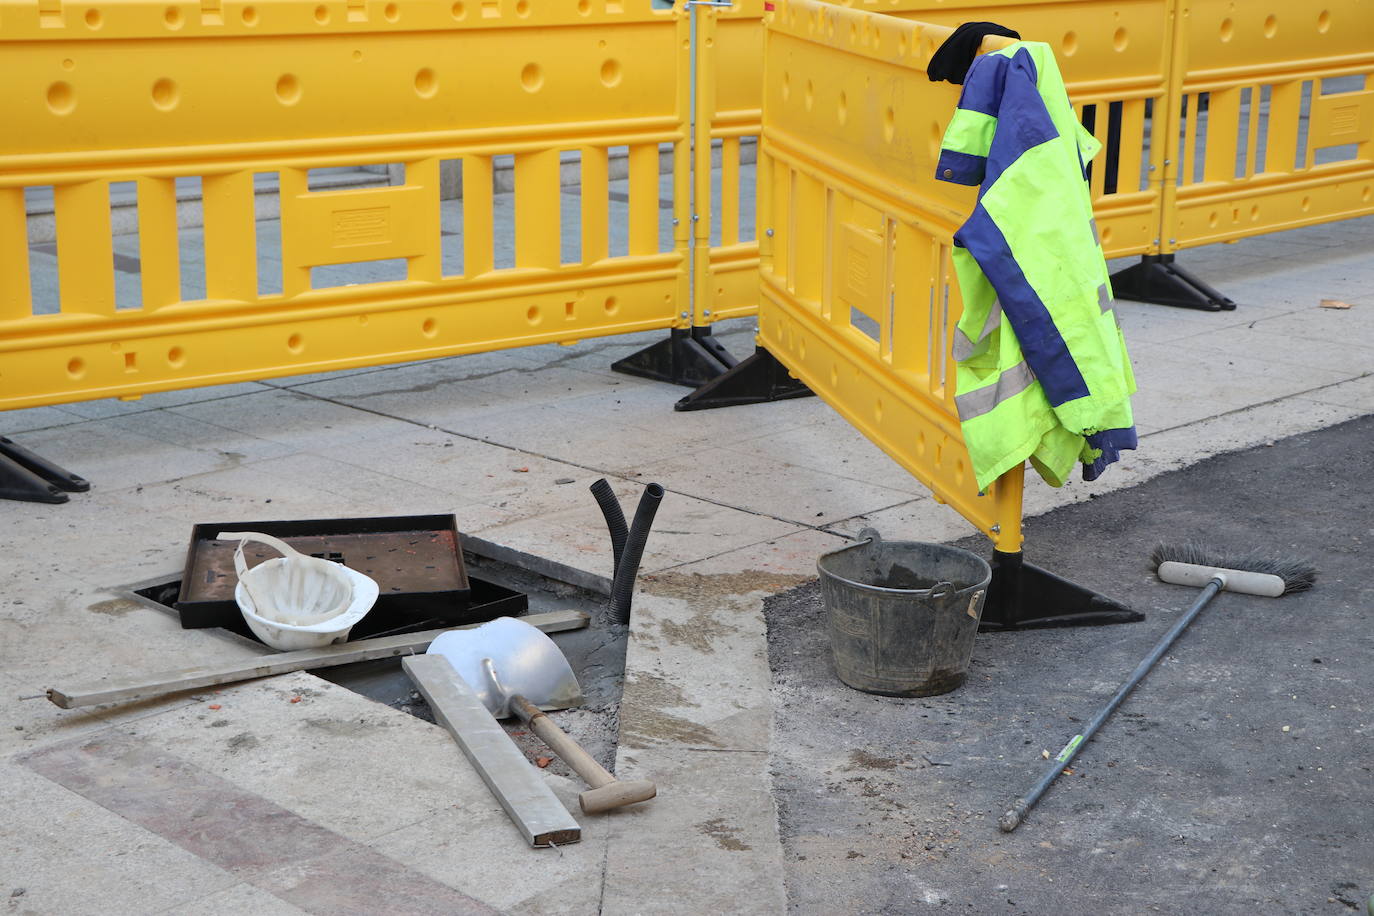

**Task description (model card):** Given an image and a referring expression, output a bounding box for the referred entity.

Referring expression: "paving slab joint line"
[650,527,852,576]
[285,385,874,534]
[1141,369,1374,440]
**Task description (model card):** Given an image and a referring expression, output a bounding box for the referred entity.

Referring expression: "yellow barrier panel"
[757,0,1023,551]
[0,2,691,411]
[1162,0,1374,250]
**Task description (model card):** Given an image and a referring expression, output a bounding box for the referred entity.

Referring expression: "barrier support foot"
[611,326,739,388]
[0,436,90,504]
[674,345,815,411]
[1109,254,1236,311]
[979,550,1143,631]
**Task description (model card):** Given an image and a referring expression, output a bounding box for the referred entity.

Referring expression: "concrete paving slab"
[821,496,974,544]
[11,418,248,490]
[0,405,85,436]
[154,882,308,916]
[633,448,917,528]
[0,760,243,915]
[52,382,275,421]
[167,388,419,454]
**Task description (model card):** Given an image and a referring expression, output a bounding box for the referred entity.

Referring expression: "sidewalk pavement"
[1,215,1371,914]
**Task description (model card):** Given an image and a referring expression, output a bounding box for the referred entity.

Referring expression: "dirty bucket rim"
[816,539,991,597]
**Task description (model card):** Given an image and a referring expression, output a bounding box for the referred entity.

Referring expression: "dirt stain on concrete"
[640,570,812,603]
[226,733,259,753]
[86,598,141,617]
[619,672,723,748]
[698,817,752,851]
[845,749,905,771]
[301,717,400,737]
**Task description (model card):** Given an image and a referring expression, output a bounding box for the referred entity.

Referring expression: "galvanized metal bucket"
[817,528,991,697]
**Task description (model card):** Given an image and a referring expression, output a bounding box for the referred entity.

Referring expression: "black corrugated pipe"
[610,483,665,625]
[589,478,629,575]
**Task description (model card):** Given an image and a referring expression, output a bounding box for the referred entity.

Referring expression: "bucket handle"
[856,527,883,547]
[927,582,958,602]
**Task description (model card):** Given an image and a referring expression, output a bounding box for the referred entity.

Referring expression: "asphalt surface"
[765,415,1374,915]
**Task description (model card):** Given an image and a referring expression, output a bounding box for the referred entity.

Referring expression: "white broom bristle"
[1150,542,1316,595]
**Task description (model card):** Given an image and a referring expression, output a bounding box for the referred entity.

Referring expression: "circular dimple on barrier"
[1301,196,1311,212]
[352,49,363,61]
[521,63,543,92]
[1209,210,1219,227]
[1062,30,1078,55]
[415,67,437,98]
[829,364,838,387]
[577,0,589,13]
[421,317,437,337]
[383,2,398,20]
[600,59,621,88]
[313,4,328,23]
[47,82,75,115]
[604,296,618,315]
[874,398,883,422]
[1113,27,1128,51]
[164,5,183,28]
[798,339,806,359]
[804,79,814,111]
[62,58,75,70]
[1220,17,1234,41]
[451,1,465,18]
[1362,185,1372,202]
[526,305,541,325]
[167,346,185,367]
[1317,9,1330,32]
[84,8,102,28]
[67,358,85,379]
[515,0,529,15]
[916,431,926,457]
[929,120,942,158]
[241,4,258,24]
[837,91,847,125]
[359,314,369,325]
[1100,225,1113,244]
[898,35,908,56]
[1264,14,1277,37]
[276,74,301,105]
[1250,204,1260,221]
[883,106,895,142]
[782,71,790,101]
[152,78,178,110]
[287,334,304,354]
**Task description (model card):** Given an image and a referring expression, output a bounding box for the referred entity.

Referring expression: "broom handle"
[1000,577,1223,832]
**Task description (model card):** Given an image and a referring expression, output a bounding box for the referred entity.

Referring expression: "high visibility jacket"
[936,41,1137,492]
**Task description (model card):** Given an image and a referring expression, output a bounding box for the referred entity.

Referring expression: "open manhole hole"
[121,550,628,774]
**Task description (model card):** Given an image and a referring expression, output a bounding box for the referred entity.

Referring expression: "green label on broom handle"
[1056,735,1084,763]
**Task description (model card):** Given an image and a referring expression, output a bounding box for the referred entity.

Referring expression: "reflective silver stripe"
[1097,283,1113,313]
[1088,218,1101,244]
[955,360,1037,421]
[951,299,1003,362]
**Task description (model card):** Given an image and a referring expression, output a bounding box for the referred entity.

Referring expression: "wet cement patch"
[764,414,1374,914]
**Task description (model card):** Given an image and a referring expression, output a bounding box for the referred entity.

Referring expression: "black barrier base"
[674,345,815,411]
[979,549,1143,631]
[611,326,739,388]
[0,436,90,504]
[1109,254,1237,311]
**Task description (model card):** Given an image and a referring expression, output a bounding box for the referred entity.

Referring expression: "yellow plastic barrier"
[0,2,691,411]
[756,0,1024,551]
[1162,0,1374,250]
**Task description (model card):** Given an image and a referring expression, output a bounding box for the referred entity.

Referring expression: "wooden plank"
[46,609,589,709]
[403,654,581,848]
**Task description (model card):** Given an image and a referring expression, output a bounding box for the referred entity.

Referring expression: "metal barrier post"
[611,0,741,388]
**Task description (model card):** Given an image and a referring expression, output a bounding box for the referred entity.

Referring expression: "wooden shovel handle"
[512,695,614,789]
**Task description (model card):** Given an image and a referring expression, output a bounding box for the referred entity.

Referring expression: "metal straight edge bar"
[44,609,590,710]
[403,654,582,848]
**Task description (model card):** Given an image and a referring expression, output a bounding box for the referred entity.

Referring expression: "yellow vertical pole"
[1155,0,1190,256]
[279,168,311,297]
[581,146,610,264]
[514,149,560,269]
[202,171,257,302]
[673,5,692,325]
[407,157,442,282]
[0,188,33,321]
[136,177,181,310]
[990,460,1025,553]
[692,2,717,325]
[463,156,495,277]
[54,180,115,315]
[628,143,659,257]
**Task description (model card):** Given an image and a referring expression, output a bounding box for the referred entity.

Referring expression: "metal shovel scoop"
[428,617,656,815]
